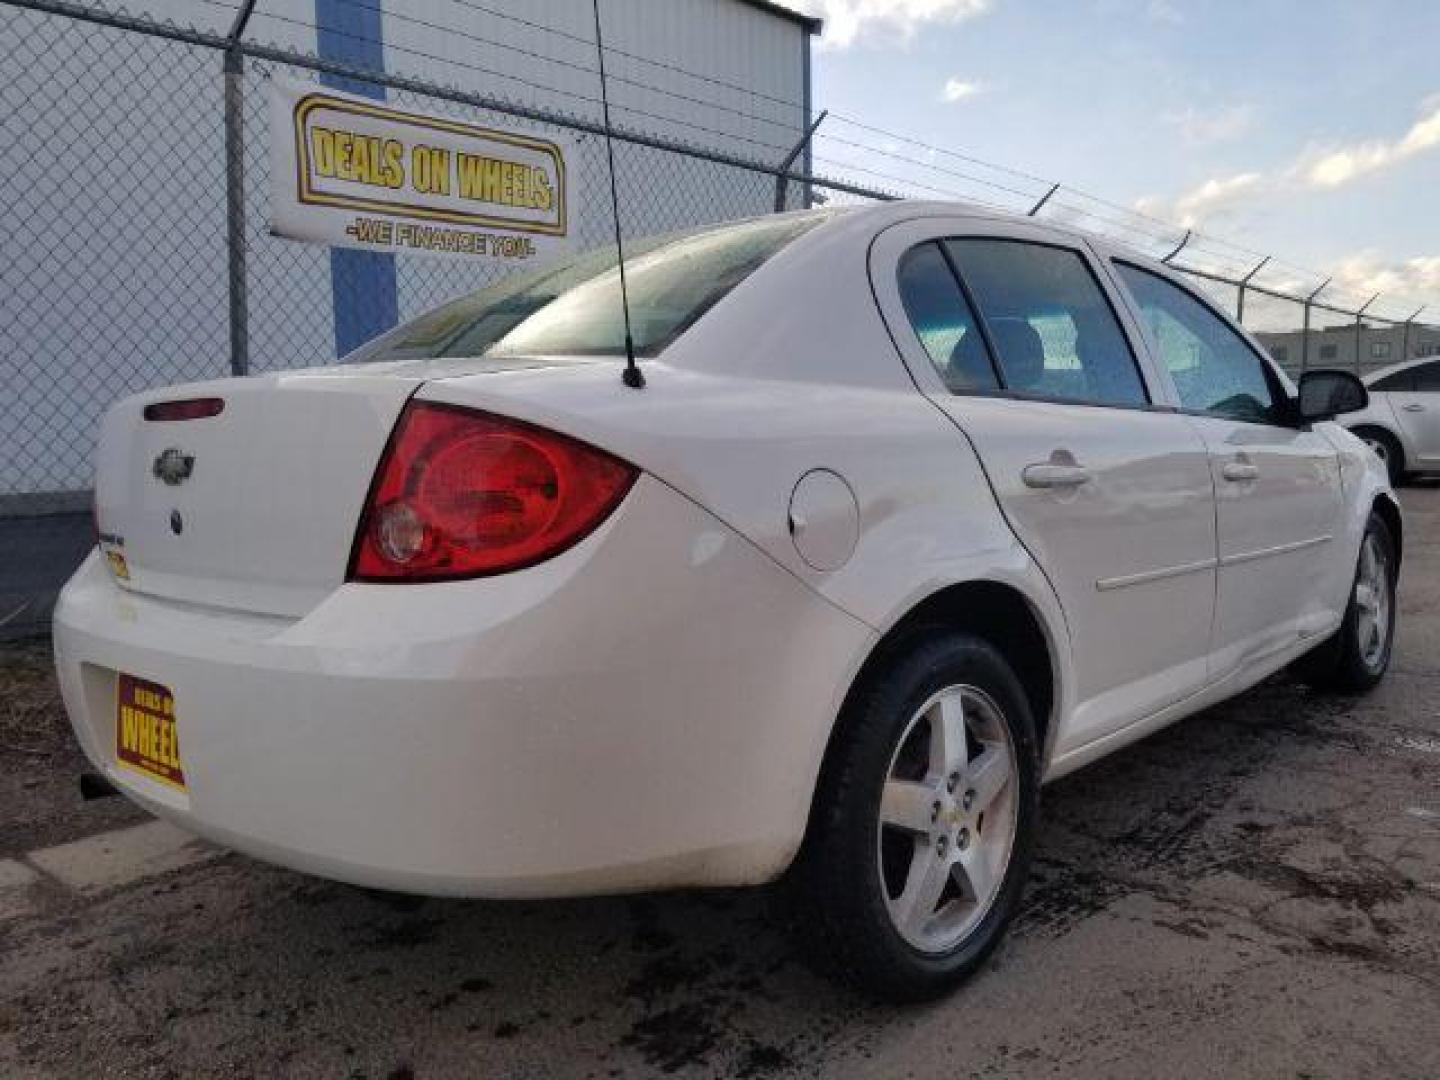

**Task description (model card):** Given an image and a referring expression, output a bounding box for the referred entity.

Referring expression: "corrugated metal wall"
[0,0,809,497]
[381,0,808,158]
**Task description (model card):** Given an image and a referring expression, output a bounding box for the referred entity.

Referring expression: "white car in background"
[54,203,1399,1001]
[1345,357,1440,483]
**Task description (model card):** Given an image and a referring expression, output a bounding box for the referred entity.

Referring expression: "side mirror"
[1296,369,1369,422]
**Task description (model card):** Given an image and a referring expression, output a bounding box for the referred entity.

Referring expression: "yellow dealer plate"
[115,673,186,790]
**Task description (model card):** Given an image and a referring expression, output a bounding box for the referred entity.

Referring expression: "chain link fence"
[2,0,1437,512]
[1,0,857,505]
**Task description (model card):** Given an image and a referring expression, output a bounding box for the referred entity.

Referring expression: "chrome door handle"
[1022,463,1090,489]
[1401,403,1425,412]
[1221,462,1259,482]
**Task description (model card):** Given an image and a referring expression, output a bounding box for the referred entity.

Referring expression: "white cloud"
[1300,98,1440,189]
[1163,103,1255,145]
[941,77,984,103]
[1329,251,1440,306]
[1135,171,1266,227]
[1136,95,1440,229]
[810,0,992,49]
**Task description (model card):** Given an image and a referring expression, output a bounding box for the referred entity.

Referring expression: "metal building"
[0,0,819,634]
[1,0,817,503]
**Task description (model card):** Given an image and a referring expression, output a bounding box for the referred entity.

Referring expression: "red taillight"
[349,401,638,582]
[143,397,225,422]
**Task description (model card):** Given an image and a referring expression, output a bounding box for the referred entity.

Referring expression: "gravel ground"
[3,484,1438,1079]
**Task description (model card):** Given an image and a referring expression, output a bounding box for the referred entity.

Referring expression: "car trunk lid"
[95,370,421,618]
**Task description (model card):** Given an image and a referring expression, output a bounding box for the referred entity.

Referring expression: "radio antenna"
[591,0,644,390]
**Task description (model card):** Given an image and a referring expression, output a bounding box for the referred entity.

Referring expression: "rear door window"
[942,239,1149,408]
[895,242,1000,392]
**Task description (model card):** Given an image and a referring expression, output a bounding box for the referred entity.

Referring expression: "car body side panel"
[416,214,1079,771]
[1390,391,1440,467]
[863,217,1219,754]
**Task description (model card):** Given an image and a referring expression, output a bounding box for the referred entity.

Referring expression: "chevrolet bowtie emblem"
[152,447,194,486]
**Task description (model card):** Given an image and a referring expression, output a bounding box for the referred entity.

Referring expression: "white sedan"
[55,203,1399,1000]
[1344,356,1440,483]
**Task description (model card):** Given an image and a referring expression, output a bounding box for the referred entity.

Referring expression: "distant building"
[1255,322,1440,378]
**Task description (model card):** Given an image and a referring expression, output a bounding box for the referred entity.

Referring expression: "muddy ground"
[2,484,1438,1079]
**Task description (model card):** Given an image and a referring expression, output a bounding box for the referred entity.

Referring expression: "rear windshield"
[351,212,829,363]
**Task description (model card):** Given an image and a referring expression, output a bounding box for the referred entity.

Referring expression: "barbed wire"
[312,0,806,132]
[8,0,1437,324]
[241,7,801,156]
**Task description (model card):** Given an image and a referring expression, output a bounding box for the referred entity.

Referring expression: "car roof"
[818,198,1170,271]
[831,198,1095,239]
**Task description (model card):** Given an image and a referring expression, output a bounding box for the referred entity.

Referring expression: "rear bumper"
[53,476,872,897]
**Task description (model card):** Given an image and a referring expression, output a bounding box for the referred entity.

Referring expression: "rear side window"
[896,243,1000,392]
[1114,262,1284,423]
[1415,361,1440,391]
[943,240,1149,408]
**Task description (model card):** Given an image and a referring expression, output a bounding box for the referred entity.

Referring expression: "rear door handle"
[1022,463,1091,489]
[1401,403,1425,413]
[1221,462,1259,482]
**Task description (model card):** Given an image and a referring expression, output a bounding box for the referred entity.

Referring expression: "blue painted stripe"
[315,0,398,356]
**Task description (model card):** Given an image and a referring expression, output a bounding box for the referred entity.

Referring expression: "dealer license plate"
[115,673,186,790]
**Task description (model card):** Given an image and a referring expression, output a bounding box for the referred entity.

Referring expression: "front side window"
[1115,262,1285,424]
[943,239,1149,408]
[352,212,829,363]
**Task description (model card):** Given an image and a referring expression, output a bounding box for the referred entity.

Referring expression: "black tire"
[1296,512,1397,693]
[1353,426,1405,487]
[792,631,1039,1002]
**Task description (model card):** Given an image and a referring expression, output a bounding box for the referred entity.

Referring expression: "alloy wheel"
[877,685,1019,953]
[1354,530,1392,670]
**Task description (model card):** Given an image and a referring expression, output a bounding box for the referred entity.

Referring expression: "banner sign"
[269,80,576,263]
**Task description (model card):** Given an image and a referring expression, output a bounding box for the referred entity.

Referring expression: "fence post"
[1301,278,1329,374]
[224,1,258,377]
[1160,229,1191,265]
[1355,293,1379,377]
[1235,256,1269,326]
[1027,183,1060,217]
[1402,305,1425,361]
[773,110,827,212]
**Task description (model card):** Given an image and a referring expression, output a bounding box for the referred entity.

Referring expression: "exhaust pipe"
[79,772,120,801]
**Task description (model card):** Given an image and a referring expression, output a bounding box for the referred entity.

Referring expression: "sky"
[790,0,1440,317]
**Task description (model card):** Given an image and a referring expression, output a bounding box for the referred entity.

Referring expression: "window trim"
[903,235,1157,412]
[1111,257,1299,429]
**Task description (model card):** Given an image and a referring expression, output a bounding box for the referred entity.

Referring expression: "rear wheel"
[1354,427,1405,486]
[793,633,1038,1001]
[1297,512,1397,693]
